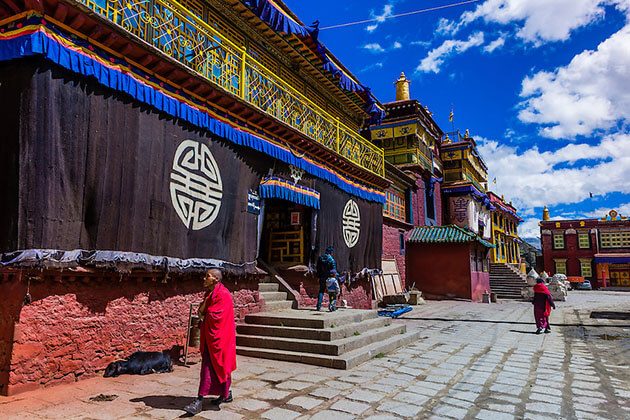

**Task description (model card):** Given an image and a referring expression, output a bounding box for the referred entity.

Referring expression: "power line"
[320,0,482,30]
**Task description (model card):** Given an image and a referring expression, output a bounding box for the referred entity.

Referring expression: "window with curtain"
[578,232,590,249]
[384,188,406,222]
[600,231,630,248]
[554,259,567,275]
[580,260,592,277]
[553,233,565,249]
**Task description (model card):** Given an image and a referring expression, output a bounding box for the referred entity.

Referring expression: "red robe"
[200,282,237,383]
[533,283,553,317]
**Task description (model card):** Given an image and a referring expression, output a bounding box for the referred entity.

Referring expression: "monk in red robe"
[532,278,555,334]
[184,269,236,415]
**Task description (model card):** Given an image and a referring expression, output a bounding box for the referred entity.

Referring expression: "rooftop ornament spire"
[395,72,411,101]
[542,206,550,221]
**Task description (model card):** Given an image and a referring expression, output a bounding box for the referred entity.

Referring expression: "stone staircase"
[236,309,420,369]
[258,279,295,311]
[490,263,527,299]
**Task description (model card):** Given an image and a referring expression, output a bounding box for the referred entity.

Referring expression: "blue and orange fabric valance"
[0,20,385,204]
[259,177,320,209]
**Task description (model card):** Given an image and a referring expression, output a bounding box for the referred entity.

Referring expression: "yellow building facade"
[488,192,523,264]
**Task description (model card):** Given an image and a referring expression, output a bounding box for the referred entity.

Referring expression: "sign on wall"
[343,199,361,248]
[170,140,223,230]
[247,190,261,215]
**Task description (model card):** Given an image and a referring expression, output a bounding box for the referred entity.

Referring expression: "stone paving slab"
[1,292,628,419]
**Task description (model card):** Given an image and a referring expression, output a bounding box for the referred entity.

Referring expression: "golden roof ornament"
[542,206,550,221]
[395,72,410,101]
[609,210,619,221]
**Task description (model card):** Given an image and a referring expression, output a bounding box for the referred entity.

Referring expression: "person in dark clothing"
[532,278,556,334]
[316,246,337,311]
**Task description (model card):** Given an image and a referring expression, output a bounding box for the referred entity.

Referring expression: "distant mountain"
[522,238,541,253]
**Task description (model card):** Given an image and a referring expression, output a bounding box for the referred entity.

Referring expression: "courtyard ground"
[1,291,628,419]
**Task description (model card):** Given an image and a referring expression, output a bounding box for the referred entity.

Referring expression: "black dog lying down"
[104,351,173,377]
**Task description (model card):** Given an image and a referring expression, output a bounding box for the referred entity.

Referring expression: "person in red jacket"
[184,269,236,415]
[532,278,556,334]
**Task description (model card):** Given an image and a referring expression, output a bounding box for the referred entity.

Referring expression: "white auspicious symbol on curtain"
[170,140,223,230]
[342,199,361,248]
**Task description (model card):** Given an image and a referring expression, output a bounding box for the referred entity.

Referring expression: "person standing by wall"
[316,246,337,311]
[184,269,236,415]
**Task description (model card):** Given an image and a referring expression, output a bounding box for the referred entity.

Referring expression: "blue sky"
[283,0,630,240]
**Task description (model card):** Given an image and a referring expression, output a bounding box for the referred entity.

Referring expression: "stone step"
[491,273,526,279]
[237,323,406,356]
[236,317,392,341]
[493,291,523,296]
[244,309,378,329]
[490,278,526,282]
[258,283,279,292]
[259,291,288,302]
[237,329,421,370]
[262,300,294,311]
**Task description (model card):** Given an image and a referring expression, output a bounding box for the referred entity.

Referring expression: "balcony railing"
[73,0,384,177]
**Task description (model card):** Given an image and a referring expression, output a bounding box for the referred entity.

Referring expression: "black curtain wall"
[0,59,382,271]
[315,180,383,273]
[3,60,266,263]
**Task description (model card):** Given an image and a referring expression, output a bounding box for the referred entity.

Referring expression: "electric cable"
[320,0,482,30]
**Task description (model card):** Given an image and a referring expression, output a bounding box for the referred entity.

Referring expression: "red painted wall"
[382,223,408,287]
[381,175,444,289]
[413,178,427,226]
[406,243,473,300]
[470,271,490,302]
[434,182,443,226]
[279,269,373,309]
[0,273,262,396]
[541,218,630,282]
[541,231,596,277]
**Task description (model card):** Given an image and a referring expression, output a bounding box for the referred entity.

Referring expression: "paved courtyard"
[1,291,628,419]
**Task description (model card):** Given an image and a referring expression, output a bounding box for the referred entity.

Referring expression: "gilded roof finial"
[395,72,411,101]
[542,206,550,221]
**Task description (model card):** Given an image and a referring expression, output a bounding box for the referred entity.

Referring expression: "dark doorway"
[261,199,313,267]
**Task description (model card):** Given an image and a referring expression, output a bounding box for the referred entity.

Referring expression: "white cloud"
[416,32,485,73]
[436,17,458,35]
[366,4,394,32]
[581,202,630,218]
[359,62,384,73]
[478,133,630,216]
[393,41,402,49]
[410,40,431,48]
[483,36,505,53]
[518,23,630,139]
[363,43,386,53]
[518,218,543,240]
[438,0,629,45]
